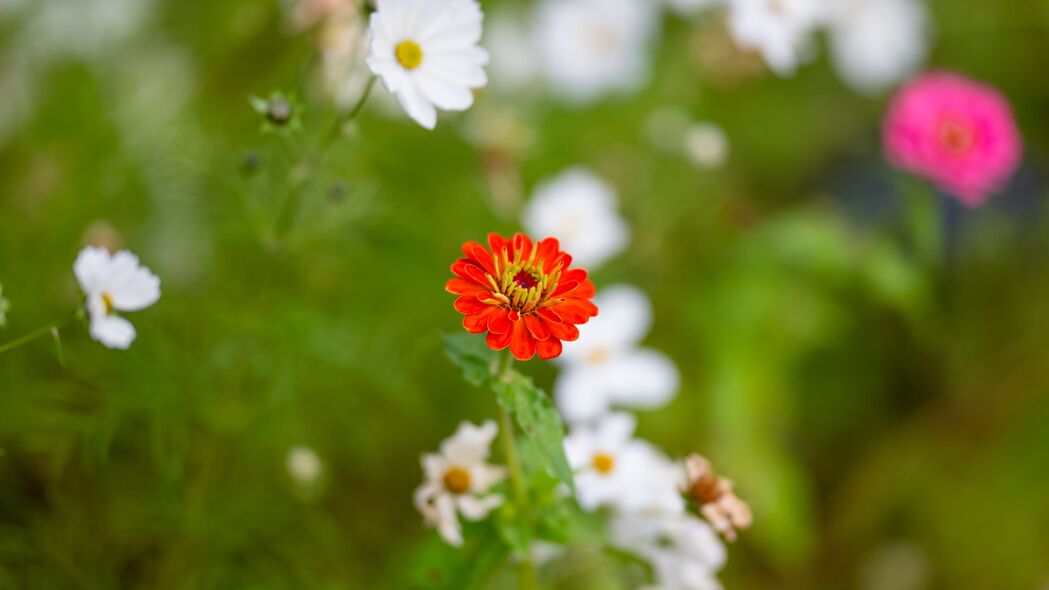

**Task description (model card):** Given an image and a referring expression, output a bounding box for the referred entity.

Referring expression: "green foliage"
[491,371,576,495]
[443,332,501,387]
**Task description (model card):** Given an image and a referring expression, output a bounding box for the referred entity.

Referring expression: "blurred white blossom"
[0,283,9,329]
[74,247,161,350]
[684,122,730,169]
[726,0,827,76]
[564,413,685,514]
[612,512,726,590]
[485,7,541,95]
[367,0,489,129]
[534,0,659,103]
[414,420,506,546]
[522,167,629,270]
[556,285,679,423]
[827,0,929,94]
[286,445,323,485]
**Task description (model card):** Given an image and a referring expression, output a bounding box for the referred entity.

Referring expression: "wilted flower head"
[611,512,726,590]
[73,246,161,350]
[556,285,679,423]
[366,0,489,129]
[522,167,630,270]
[534,0,659,103]
[682,453,752,542]
[446,232,598,361]
[564,412,685,514]
[884,71,1022,206]
[414,420,506,546]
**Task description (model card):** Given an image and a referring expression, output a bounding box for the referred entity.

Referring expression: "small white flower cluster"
[680,0,930,93]
[413,420,507,546]
[520,170,732,589]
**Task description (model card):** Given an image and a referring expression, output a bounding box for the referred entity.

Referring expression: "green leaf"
[492,370,576,494]
[443,332,500,386]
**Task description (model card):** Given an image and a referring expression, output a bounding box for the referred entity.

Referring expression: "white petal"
[73,245,112,295]
[395,81,437,129]
[604,348,680,410]
[105,251,160,312]
[90,314,136,349]
[434,493,463,546]
[555,366,614,424]
[414,70,474,111]
[440,419,498,463]
[457,493,503,520]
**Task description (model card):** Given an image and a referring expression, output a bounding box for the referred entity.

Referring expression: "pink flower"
[884,71,1022,206]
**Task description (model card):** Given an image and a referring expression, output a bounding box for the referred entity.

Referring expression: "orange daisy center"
[939,119,974,155]
[591,452,616,474]
[442,466,471,494]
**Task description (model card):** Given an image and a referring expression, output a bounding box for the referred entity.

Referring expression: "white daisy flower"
[286,445,323,485]
[534,0,659,103]
[726,0,828,76]
[564,412,685,514]
[827,0,929,94]
[73,246,161,350]
[414,420,506,546]
[556,285,679,424]
[366,0,489,130]
[612,512,727,590]
[522,167,630,270]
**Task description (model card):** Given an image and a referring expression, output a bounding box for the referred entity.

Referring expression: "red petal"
[512,233,533,261]
[536,338,563,360]
[488,308,512,334]
[535,237,561,271]
[538,308,563,324]
[463,307,498,334]
[571,280,596,299]
[524,314,551,341]
[560,268,588,284]
[552,280,579,297]
[509,319,536,361]
[462,241,496,276]
[446,278,486,296]
[451,259,491,287]
[488,233,510,261]
[454,296,487,314]
[547,320,580,342]
[549,299,598,323]
[487,329,512,351]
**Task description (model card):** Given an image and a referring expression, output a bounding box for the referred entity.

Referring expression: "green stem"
[325,75,376,146]
[496,352,540,590]
[0,314,75,355]
[902,175,943,270]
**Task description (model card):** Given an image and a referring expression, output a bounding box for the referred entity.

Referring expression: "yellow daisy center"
[591,452,616,475]
[102,292,114,316]
[395,40,424,70]
[443,466,471,494]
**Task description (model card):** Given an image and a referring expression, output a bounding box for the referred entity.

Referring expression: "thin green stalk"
[0,313,75,355]
[496,351,540,590]
[325,74,376,146]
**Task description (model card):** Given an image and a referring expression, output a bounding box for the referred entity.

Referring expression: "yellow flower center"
[483,249,563,314]
[586,346,611,365]
[443,466,471,494]
[395,40,424,70]
[102,292,114,316]
[591,452,616,475]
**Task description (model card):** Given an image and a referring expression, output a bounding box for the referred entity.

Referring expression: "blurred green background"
[2,0,1049,588]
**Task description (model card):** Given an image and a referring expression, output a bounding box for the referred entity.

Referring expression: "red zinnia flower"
[446,232,599,361]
